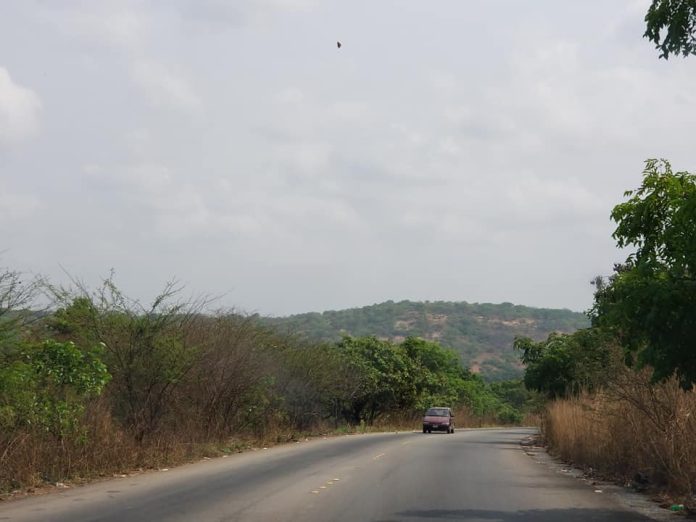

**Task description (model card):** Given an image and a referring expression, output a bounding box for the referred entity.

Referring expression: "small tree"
[402,337,471,409]
[515,329,615,398]
[0,340,110,438]
[337,336,415,424]
[49,276,206,442]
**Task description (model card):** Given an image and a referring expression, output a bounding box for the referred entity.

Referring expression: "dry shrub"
[0,401,132,491]
[0,399,238,492]
[544,367,696,496]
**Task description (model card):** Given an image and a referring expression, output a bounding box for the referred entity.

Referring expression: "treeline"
[514,160,696,502]
[265,299,588,381]
[0,274,533,492]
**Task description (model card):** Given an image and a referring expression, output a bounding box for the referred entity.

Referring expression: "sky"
[1,0,695,316]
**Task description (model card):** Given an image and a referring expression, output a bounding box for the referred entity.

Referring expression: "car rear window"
[425,408,449,416]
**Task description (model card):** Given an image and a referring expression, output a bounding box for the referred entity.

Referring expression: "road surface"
[0,428,659,521]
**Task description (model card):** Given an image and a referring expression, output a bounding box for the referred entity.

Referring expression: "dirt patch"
[426,313,447,326]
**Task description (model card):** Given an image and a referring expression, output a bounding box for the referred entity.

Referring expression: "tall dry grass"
[544,367,696,497]
[1,410,196,491]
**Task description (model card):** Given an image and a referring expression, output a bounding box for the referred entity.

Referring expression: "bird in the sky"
[337,41,342,49]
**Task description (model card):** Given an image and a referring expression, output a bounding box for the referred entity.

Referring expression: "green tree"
[489,380,537,411]
[645,0,696,58]
[401,337,471,409]
[0,340,110,437]
[515,335,575,399]
[515,329,615,398]
[592,159,696,388]
[337,336,415,424]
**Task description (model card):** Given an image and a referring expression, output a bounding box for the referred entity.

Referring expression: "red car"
[422,407,454,433]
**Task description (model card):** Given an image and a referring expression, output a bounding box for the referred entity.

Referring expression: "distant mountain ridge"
[264,300,589,381]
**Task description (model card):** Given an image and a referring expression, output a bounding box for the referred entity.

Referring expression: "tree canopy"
[514,329,615,399]
[335,336,521,423]
[645,0,696,58]
[592,159,696,388]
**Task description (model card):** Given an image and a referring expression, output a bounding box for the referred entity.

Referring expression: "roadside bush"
[0,339,111,490]
[515,328,618,399]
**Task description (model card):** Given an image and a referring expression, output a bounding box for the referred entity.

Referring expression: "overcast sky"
[1,0,694,316]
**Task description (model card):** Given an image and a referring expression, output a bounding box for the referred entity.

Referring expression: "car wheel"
[423,427,427,433]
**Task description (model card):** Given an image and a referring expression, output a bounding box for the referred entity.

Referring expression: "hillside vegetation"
[265,300,588,381]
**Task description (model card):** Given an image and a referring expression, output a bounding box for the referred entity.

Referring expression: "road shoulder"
[520,434,681,521]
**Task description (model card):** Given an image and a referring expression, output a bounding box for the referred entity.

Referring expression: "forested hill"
[264,300,589,381]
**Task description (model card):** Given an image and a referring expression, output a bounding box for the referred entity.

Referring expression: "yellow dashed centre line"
[309,477,341,494]
[308,448,397,495]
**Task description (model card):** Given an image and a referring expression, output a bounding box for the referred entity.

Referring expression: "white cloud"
[40,3,148,52]
[39,4,200,112]
[0,67,41,146]
[184,0,318,28]
[275,87,305,105]
[328,101,372,124]
[0,183,39,221]
[123,128,154,157]
[130,60,202,111]
[502,175,606,224]
[275,141,332,178]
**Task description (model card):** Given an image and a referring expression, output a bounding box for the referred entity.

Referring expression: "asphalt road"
[0,428,659,522]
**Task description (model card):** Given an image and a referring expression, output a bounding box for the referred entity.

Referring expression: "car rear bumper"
[423,423,451,431]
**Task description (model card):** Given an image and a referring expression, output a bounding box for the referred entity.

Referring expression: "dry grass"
[0,411,403,493]
[0,400,257,493]
[544,368,696,500]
